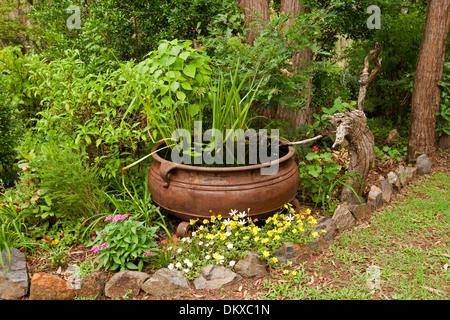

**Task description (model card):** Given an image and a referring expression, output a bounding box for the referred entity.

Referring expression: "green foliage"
[135,39,212,142]
[89,215,160,271]
[437,62,450,136]
[374,145,407,163]
[37,143,108,221]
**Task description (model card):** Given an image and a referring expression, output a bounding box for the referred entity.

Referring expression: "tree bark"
[407,0,450,162]
[327,110,375,203]
[357,42,381,111]
[237,0,270,45]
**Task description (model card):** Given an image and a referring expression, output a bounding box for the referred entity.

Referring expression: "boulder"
[387,172,401,190]
[307,217,337,251]
[0,247,29,300]
[405,166,417,183]
[234,251,268,278]
[332,204,356,230]
[193,265,242,290]
[416,154,431,174]
[386,129,401,144]
[368,186,383,209]
[379,180,394,203]
[104,271,149,299]
[347,203,372,221]
[395,165,407,188]
[141,268,190,296]
[29,272,76,300]
[79,271,108,299]
[272,242,315,264]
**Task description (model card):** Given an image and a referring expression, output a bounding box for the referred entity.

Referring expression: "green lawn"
[260,172,450,300]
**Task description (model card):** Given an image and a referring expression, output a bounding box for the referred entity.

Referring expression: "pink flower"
[143,251,153,257]
[112,214,129,222]
[101,242,109,250]
[312,146,319,152]
[91,245,100,253]
[104,215,113,222]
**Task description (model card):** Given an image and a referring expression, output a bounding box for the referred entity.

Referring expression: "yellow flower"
[267,230,274,237]
[306,209,311,214]
[220,224,226,230]
[220,233,227,240]
[232,215,238,221]
[283,269,289,275]
[273,235,280,241]
[203,219,209,224]
[254,236,260,242]
[198,233,204,239]
[52,239,59,245]
[263,250,270,258]
[272,257,278,263]
[210,216,216,223]
[321,229,327,234]
[287,260,293,266]
[277,222,283,227]
[292,229,297,234]
[234,231,239,237]
[243,236,250,240]
[217,214,222,220]
[190,219,197,225]
[199,225,204,231]
[262,238,269,244]
[292,271,297,276]
[311,231,319,238]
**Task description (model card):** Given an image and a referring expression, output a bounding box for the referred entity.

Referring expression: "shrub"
[88,214,159,271]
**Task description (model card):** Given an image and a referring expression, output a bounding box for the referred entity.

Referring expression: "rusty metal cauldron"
[148,139,299,236]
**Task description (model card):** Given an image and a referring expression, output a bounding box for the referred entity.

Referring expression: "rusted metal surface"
[148,140,299,221]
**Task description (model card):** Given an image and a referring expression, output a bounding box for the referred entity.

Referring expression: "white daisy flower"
[229,209,238,216]
[168,263,174,270]
[205,255,211,260]
[227,243,234,249]
[237,211,247,219]
[229,261,236,267]
[175,262,182,268]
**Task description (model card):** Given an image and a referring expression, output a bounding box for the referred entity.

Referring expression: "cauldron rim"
[150,138,295,172]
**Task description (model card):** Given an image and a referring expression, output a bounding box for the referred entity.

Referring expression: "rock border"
[0,155,432,300]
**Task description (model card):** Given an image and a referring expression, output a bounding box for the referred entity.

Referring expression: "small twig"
[279,134,323,148]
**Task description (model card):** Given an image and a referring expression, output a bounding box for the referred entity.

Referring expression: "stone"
[193,265,242,290]
[348,203,372,221]
[104,271,149,299]
[387,172,401,190]
[308,217,337,251]
[79,271,108,299]
[29,272,76,300]
[379,180,394,203]
[234,251,268,278]
[0,247,29,300]
[368,185,383,209]
[405,166,416,183]
[141,268,190,296]
[386,129,401,144]
[395,165,407,188]
[416,154,431,174]
[272,242,314,264]
[332,204,356,230]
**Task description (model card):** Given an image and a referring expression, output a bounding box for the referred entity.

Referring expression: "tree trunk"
[407,0,450,162]
[327,110,375,204]
[275,0,313,127]
[237,0,270,45]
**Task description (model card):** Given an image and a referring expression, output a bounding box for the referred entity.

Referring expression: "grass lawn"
[260,172,450,300]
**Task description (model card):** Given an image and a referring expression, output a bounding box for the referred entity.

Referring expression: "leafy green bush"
[89,214,159,271]
[37,143,108,221]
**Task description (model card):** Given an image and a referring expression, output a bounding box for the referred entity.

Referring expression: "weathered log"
[357,42,382,111]
[326,110,375,203]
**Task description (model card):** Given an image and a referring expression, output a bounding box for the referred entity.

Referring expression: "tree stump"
[326,110,375,203]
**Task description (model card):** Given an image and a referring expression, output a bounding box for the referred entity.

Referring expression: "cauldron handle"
[159,162,178,188]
